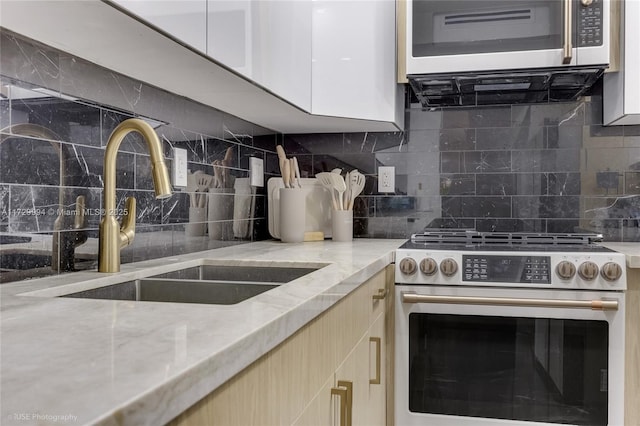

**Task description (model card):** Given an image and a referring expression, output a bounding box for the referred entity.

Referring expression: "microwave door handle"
[563,0,573,64]
[401,292,618,311]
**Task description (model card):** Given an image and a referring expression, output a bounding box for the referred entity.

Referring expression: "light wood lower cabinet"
[625,268,640,426]
[168,265,393,426]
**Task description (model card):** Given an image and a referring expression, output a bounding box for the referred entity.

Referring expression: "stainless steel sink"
[48,262,325,305]
[148,265,319,283]
[60,278,279,305]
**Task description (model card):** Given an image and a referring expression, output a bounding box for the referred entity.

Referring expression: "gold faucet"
[99,118,172,272]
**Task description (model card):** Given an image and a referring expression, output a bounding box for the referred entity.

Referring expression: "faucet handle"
[119,197,136,247]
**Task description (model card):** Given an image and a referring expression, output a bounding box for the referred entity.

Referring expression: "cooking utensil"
[221,147,233,188]
[282,159,291,188]
[195,173,214,208]
[292,157,302,188]
[276,145,288,185]
[316,172,346,210]
[331,168,342,175]
[212,160,223,189]
[343,170,351,210]
[348,170,365,210]
[186,172,198,207]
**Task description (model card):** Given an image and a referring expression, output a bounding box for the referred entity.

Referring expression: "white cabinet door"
[311,0,400,123]
[207,0,312,111]
[110,0,207,53]
[604,0,640,125]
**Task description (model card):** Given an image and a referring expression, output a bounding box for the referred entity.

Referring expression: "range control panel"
[395,249,627,290]
[463,255,551,284]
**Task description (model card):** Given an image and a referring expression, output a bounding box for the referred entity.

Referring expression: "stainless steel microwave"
[405,0,613,75]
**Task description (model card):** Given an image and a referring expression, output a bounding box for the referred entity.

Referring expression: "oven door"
[406,0,610,74]
[395,285,625,426]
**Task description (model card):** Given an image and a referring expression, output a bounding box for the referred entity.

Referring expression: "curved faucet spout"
[99,118,172,273]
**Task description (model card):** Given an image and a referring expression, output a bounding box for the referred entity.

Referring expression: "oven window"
[408,313,608,425]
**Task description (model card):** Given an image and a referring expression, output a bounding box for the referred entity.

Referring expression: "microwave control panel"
[578,0,603,47]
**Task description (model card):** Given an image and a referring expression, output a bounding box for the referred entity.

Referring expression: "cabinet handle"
[372,288,388,300]
[331,386,348,426]
[562,0,573,63]
[337,380,353,426]
[370,336,381,385]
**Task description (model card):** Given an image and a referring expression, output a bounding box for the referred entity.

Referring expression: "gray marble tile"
[437,129,476,151]
[8,185,62,232]
[476,127,545,150]
[513,196,580,219]
[546,173,581,195]
[0,32,60,92]
[408,129,441,152]
[442,106,511,129]
[462,151,511,173]
[284,133,342,155]
[0,136,61,185]
[460,196,511,218]
[547,125,583,148]
[440,174,475,195]
[0,185,9,229]
[407,109,442,130]
[512,103,585,128]
[476,174,516,196]
[344,132,406,153]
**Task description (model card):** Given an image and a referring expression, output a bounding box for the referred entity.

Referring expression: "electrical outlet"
[172,148,188,187]
[249,157,264,187]
[378,166,395,193]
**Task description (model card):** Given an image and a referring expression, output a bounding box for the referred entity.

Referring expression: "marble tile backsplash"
[282,88,640,241]
[0,31,277,281]
[2,28,640,285]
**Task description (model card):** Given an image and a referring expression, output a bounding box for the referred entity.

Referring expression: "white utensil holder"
[208,188,234,240]
[279,188,305,243]
[331,209,353,242]
[186,206,207,236]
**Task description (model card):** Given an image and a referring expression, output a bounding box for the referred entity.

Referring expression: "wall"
[282,86,640,241]
[2,29,640,284]
[0,31,278,281]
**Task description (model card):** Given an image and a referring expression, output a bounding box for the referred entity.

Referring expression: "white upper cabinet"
[109,0,207,53]
[1,0,401,132]
[207,0,312,111]
[311,1,401,123]
[604,0,640,125]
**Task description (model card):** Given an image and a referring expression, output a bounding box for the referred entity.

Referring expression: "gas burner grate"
[410,231,603,246]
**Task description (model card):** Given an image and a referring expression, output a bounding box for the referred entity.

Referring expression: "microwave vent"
[408,68,604,108]
[444,9,532,25]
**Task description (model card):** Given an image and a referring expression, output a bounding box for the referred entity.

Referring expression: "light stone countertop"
[602,242,640,268]
[0,239,404,426]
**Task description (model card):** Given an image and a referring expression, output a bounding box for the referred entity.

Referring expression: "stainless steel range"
[394,231,627,426]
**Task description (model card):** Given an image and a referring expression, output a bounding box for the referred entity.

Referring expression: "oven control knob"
[439,258,458,277]
[556,261,576,280]
[601,262,622,282]
[420,258,438,276]
[578,261,599,281]
[399,258,417,275]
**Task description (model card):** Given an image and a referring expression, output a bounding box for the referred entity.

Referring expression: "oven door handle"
[401,292,618,311]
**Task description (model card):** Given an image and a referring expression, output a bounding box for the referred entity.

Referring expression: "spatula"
[348,170,365,210]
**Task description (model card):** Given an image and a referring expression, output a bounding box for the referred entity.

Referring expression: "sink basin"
[148,264,319,283]
[40,261,326,305]
[60,278,279,305]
